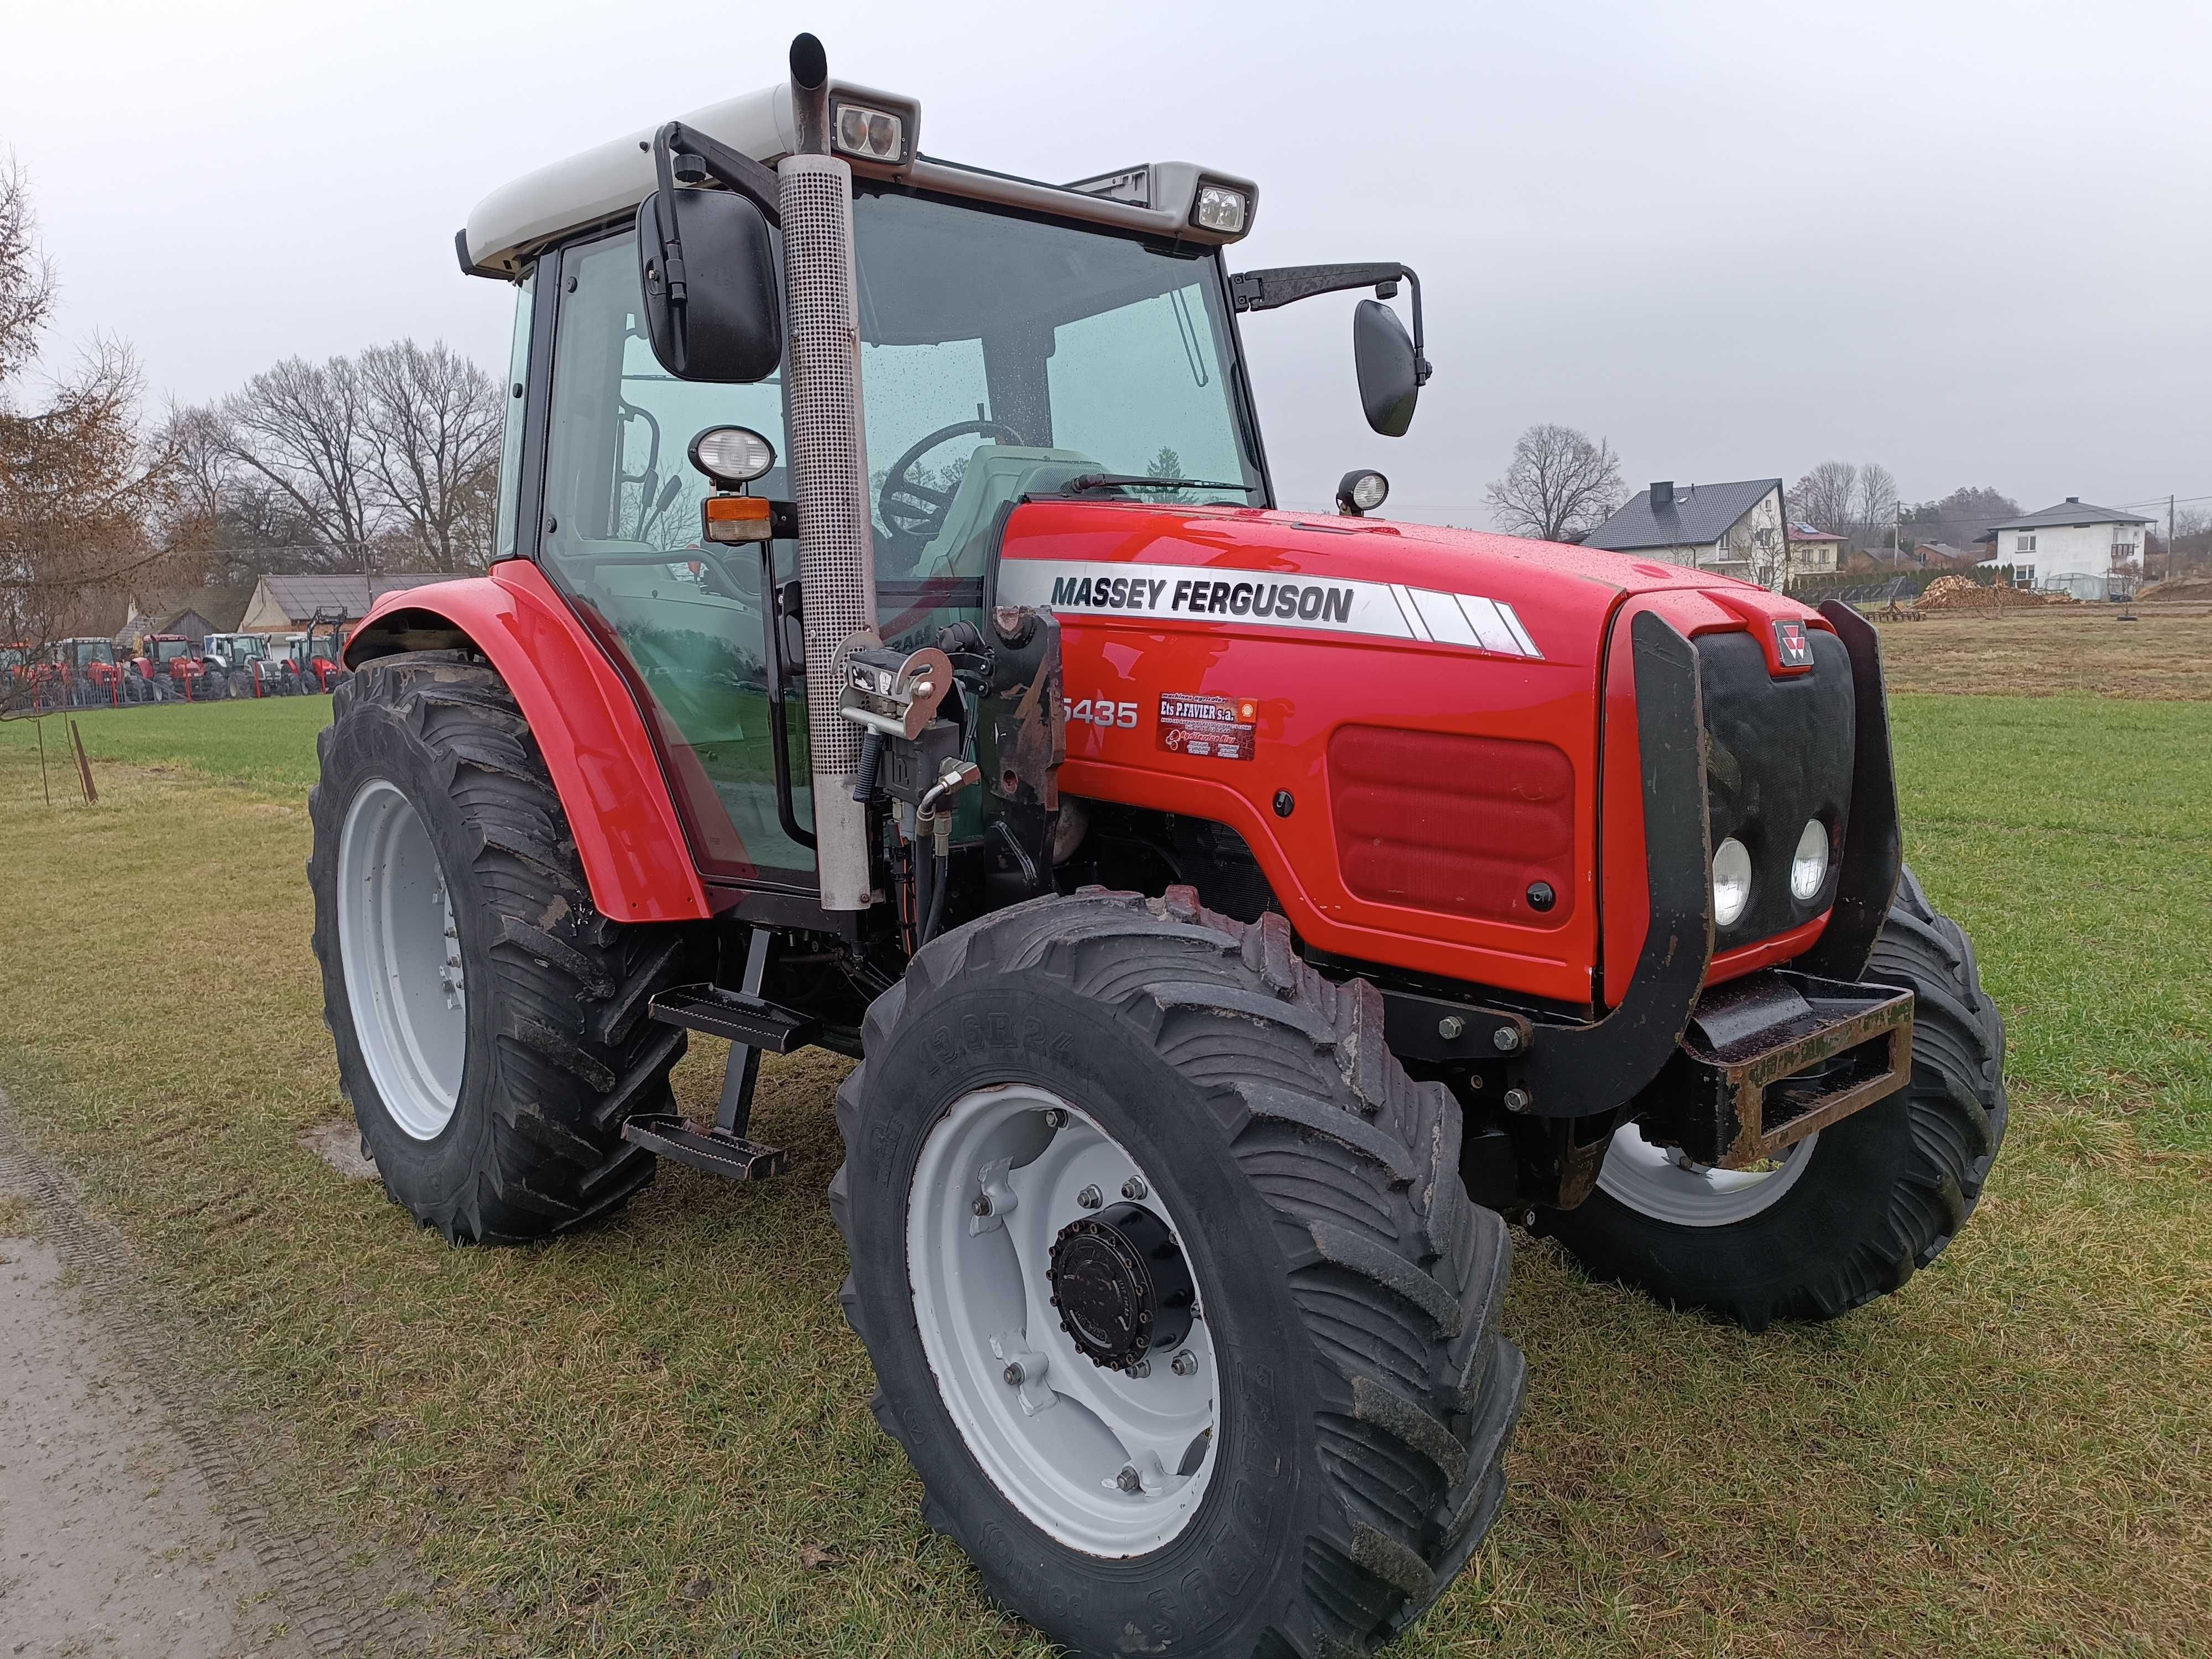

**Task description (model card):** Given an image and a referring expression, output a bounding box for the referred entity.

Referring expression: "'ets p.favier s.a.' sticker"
[1158,693,1256,761]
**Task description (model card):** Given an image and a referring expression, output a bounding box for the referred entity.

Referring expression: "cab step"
[620,1112,789,1182]
[648,983,819,1051]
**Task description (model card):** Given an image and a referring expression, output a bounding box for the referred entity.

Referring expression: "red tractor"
[311,38,2005,1658]
[139,634,225,701]
[280,611,350,693]
[56,637,141,706]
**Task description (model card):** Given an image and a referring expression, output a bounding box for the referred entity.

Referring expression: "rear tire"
[833,888,1523,1657]
[308,651,706,1242]
[1537,865,2006,1329]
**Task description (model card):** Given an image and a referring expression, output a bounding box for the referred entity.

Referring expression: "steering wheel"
[876,419,1024,565]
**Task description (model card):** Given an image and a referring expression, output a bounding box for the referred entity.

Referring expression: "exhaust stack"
[779,34,881,910]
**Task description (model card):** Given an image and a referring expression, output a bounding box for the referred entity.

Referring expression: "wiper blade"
[1060,473,1257,495]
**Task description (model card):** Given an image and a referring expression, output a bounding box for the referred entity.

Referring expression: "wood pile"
[1917,575,2077,612]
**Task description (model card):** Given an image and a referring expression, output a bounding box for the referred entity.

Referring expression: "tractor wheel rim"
[906,1086,1219,1556]
[1596,1123,1820,1227]
[336,779,465,1139]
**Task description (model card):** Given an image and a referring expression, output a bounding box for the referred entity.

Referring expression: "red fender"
[344,560,712,924]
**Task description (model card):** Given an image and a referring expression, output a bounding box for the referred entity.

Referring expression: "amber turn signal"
[703,493,773,544]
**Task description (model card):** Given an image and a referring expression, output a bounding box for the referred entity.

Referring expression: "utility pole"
[2169,494,2177,586]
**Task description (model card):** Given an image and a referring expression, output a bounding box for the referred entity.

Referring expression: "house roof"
[122,584,255,635]
[1583,479,1784,552]
[1787,521,1844,543]
[251,573,441,622]
[1989,498,2153,531]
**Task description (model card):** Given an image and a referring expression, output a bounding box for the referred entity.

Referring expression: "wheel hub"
[1047,1201,1194,1371]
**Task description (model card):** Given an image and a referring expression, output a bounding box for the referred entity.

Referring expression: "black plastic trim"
[1507,609,1715,1117]
[1797,602,1903,978]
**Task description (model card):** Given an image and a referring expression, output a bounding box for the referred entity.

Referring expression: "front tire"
[833,888,1523,1657]
[1538,865,2006,1329]
[307,651,705,1242]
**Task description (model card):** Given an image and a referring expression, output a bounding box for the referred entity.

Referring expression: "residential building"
[1786,521,1845,573]
[1976,498,2152,593]
[1582,479,1788,582]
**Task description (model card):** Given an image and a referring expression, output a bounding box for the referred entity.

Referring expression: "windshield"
[154,640,187,662]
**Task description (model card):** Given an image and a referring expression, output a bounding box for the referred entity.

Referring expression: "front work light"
[1712,837,1752,928]
[1790,819,1831,902]
[689,426,776,488]
[833,102,905,163]
[1336,469,1389,516]
[1192,183,1248,234]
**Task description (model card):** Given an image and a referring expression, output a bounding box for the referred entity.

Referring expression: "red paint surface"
[1005,500,1832,1004]
[345,560,712,923]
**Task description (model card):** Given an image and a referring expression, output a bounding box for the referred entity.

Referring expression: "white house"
[1583,479,1788,583]
[1978,498,2152,596]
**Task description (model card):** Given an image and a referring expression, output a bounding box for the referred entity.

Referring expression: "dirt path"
[0,1217,311,1657]
[0,1094,432,1657]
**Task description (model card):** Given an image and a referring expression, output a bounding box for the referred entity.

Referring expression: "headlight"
[832,102,905,163]
[1790,818,1831,901]
[1712,837,1752,928]
[688,425,776,487]
[1192,183,1248,234]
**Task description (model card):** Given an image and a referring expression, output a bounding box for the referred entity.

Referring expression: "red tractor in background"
[138,634,225,701]
[56,637,143,706]
[310,38,2005,1658]
[281,611,351,693]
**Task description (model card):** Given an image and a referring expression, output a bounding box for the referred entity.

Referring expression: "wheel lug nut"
[1115,1465,1142,1494]
[1171,1349,1198,1376]
[1076,1185,1102,1210]
[1042,1108,1066,1130]
[1126,1358,1151,1378]
[1003,1362,1025,1386]
[1121,1177,1147,1200]
[972,1194,992,1217]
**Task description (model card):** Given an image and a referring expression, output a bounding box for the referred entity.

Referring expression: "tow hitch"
[1634,971,1914,1170]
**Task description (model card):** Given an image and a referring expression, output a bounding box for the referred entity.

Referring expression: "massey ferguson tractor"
[310,37,2006,1657]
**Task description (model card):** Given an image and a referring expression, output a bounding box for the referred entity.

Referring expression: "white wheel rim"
[906,1086,1220,1556]
[336,779,466,1140]
[1596,1123,1819,1227]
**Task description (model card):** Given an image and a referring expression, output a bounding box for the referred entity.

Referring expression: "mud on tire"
[831,886,1524,1657]
[308,651,706,1243]
[1538,864,2007,1329]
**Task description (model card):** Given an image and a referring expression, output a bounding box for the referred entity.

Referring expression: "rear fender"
[344,560,712,923]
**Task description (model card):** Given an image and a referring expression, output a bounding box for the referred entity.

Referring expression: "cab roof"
[459,77,1257,279]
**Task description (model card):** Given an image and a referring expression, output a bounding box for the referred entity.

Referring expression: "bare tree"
[220,354,381,570]
[1787,461,1858,540]
[1,155,56,387]
[1485,424,1626,542]
[1,163,187,712]
[360,340,503,572]
[1852,462,1900,551]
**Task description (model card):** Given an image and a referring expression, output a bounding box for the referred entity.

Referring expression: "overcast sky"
[5,0,2207,528]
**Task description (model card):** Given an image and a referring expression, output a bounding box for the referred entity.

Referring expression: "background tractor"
[310,36,2004,1658]
[283,612,350,692]
[140,634,223,701]
[204,630,291,697]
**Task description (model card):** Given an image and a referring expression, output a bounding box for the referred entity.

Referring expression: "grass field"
[0,669,2206,1657]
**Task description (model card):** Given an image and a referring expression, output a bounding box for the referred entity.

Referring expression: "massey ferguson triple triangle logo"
[998,558,1543,660]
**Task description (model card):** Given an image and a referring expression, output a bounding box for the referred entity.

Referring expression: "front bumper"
[1634,969,1913,1169]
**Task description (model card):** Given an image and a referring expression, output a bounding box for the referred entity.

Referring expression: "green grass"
[2,694,332,797]
[0,689,2205,1657]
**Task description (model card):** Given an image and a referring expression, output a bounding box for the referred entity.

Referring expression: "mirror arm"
[1230,261,1430,384]
[652,121,784,228]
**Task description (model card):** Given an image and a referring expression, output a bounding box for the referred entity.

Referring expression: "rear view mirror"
[1353,299,1420,437]
[637,188,782,383]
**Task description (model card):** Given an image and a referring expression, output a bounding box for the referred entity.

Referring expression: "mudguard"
[344,560,713,924]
